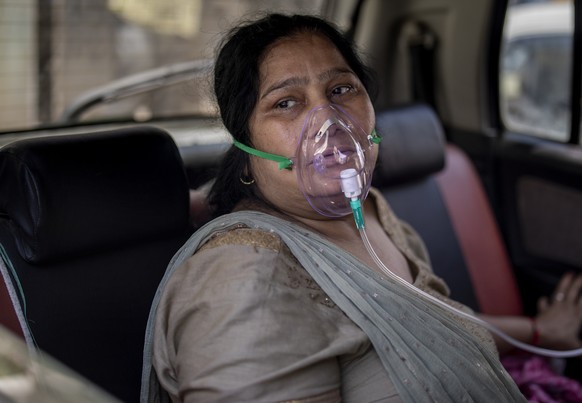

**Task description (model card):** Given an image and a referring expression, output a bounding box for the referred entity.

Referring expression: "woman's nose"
[314,117,338,141]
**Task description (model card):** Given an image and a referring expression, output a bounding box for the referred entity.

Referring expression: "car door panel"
[496,133,582,311]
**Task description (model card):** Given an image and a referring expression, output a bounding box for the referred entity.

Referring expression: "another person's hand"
[536,272,582,350]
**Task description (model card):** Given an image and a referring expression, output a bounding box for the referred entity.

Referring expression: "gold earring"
[240,175,255,185]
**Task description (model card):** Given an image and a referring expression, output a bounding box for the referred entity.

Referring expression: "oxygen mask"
[233,103,380,217]
[295,104,379,217]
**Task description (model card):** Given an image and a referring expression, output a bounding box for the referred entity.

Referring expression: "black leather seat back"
[0,126,193,402]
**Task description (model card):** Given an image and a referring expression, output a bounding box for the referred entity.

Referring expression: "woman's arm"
[477,314,538,354]
[153,231,352,402]
[480,272,582,354]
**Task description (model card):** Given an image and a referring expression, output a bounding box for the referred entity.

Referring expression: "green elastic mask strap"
[233,128,379,170]
[369,128,382,144]
[233,140,293,170]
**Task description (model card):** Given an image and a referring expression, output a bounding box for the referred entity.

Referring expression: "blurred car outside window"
[500,0,573,142]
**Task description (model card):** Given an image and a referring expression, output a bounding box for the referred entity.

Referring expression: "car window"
[500,0,573,142]
[0,0,328,132]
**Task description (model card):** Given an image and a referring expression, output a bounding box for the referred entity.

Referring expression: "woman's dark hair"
[208,13,377,216]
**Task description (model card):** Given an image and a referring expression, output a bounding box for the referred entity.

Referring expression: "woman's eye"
[276,99,298,109]
[331,85,354,96]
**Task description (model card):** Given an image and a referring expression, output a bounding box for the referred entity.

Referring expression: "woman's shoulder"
[165,227,286,293]
[163,225,333,304]
[198,226,283,253]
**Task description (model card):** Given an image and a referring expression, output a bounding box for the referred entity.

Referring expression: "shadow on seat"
[0,126,193,402]
[373,104,523,316]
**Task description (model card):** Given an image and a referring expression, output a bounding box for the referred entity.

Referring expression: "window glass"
[500,0,573,141]
[0,0,327,131]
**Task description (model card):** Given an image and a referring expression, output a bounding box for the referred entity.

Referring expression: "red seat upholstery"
[436,144,522,315]
[0,272,24,338]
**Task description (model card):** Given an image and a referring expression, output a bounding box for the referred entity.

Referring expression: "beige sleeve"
[152,239,359,402]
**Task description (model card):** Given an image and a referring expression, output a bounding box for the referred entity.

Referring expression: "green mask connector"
[369,128,382,144]
[349,198,365,230]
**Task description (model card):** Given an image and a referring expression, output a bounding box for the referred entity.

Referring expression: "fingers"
[567,274,582,304]
[553,272,573,303]
[552,272,582,303]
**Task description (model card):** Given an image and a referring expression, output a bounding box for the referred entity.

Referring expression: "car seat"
[373,104,523,316]
[0,126,193,402]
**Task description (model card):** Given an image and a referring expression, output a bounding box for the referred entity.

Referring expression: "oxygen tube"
[340,168,582,358]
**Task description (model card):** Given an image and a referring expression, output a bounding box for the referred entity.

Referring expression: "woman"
[141,14,529,402]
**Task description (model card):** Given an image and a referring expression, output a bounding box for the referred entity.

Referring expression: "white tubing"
[358,227,582,358]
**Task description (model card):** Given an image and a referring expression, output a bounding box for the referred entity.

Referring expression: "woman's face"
[248,32,376,220]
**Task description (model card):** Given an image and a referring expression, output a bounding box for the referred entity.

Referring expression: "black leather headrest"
[373,104,445,186]
[0,126,190,264]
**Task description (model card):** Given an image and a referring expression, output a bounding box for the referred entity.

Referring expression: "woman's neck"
[235,197,364,241]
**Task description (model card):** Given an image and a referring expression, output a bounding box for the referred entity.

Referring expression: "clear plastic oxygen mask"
[295,104,378,218]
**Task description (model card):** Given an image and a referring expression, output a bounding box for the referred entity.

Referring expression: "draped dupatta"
[141,211,525,403]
